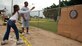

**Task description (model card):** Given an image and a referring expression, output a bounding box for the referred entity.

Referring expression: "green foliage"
[69,0,82,5]
[43,4,59,20]
[43,0,82,19]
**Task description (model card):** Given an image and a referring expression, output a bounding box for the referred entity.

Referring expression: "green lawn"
[30,18,58,33]
[0,16,58,33]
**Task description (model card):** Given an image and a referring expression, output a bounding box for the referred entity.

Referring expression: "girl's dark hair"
[12,5,19,15]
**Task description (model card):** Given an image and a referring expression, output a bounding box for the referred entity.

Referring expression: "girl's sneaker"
[16,39,24,45]
[26,32,30,34]
[1,40,8,45]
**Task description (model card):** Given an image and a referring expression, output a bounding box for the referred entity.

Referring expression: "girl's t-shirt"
[9,12,18,21]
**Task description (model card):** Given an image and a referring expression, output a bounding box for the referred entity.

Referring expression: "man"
[21,1,35,34]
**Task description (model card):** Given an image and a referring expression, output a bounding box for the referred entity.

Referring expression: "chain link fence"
[30,8,60,33]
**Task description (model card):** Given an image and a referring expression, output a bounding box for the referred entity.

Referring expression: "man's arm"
[19,7,35,14]
[21,14,26,21]
[18,10,29,21]
[31,7,35,10]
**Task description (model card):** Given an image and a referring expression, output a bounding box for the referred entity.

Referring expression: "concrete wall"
[58,5,82,42]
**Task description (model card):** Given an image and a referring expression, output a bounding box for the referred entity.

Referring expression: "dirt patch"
[24,27,82,46]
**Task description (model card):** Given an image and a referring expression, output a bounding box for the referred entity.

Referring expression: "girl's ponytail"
[12,5,19,15]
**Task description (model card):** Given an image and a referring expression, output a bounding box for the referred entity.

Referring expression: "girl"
[1,5,22,45]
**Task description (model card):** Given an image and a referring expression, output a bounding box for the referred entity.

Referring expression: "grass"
[30,18,58,33]
[0,16,58,33]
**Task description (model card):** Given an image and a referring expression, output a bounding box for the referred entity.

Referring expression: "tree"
[43,0,82,20]
[43,4,58,19]
[43,1,70,19]
[69,0,82,5]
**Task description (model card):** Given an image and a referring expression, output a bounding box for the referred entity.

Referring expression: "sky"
[0,0,60,13]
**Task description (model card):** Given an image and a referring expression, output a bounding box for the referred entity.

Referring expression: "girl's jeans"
[3,20,19,41]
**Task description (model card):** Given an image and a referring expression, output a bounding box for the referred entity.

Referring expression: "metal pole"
[58,0,61,19]
[38,10,40,28]
[11,0,13,16]
[57,0,61,32]
[57,0,61,25]
[57,0,61,22]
